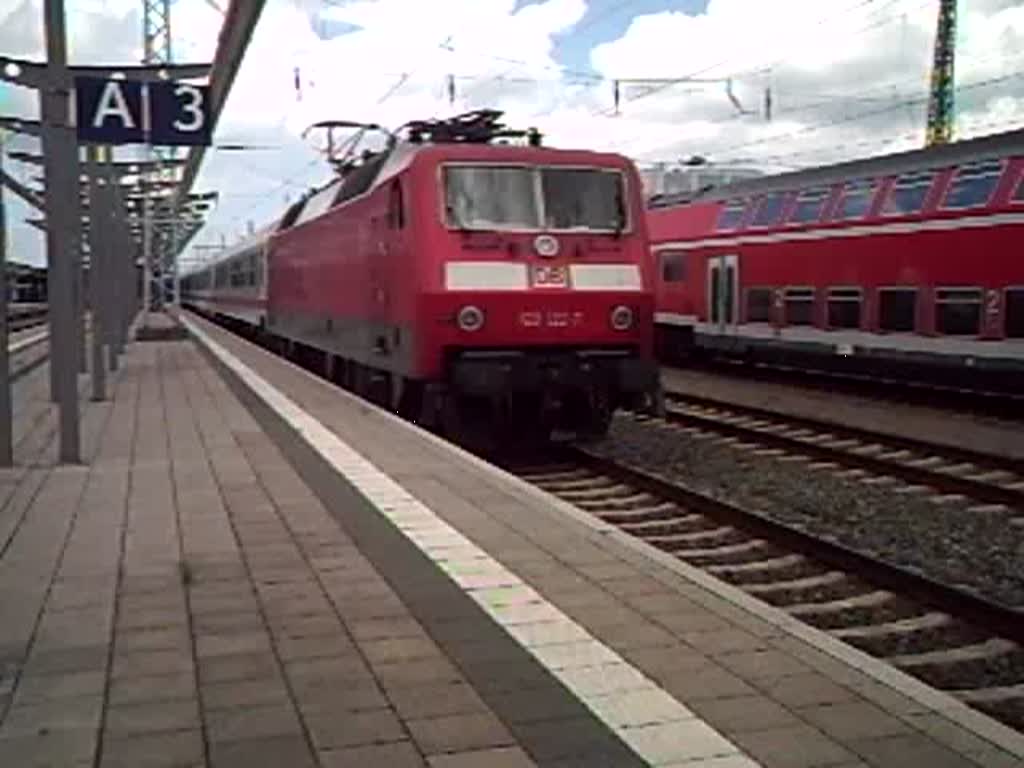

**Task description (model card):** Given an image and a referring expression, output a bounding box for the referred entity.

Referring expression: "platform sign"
[149,82,212,146]
[74,77,144,144]
[74,77,211,146]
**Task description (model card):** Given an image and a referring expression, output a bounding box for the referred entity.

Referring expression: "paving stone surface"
[188,314,1024,768]
[2,318,1020,768]
[0,332,592,767]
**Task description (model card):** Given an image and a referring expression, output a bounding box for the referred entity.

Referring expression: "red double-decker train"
[648,128,1024,388]
[182,110,661,435]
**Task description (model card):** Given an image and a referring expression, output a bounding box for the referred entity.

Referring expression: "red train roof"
[649,127,1024,210]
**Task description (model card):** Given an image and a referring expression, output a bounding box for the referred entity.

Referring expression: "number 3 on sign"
[173,85,205,133]
[149,81,212,146]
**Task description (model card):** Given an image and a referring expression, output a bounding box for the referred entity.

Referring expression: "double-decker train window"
[784,287,815,325]
[788,188,829,224]
[882,171,935,216]
[827,288,862,329]
[746,288,772,322]
[1006,289,1024,338]
[833,179,877,220]
[935,288,982,336]
[878,288,917,332]
[715,199,748,231]
[750,192,789,228]
[943,160,1004,210]
[660,251,686,283]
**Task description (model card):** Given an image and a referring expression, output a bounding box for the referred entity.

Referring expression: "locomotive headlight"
[610,305,634,331]
[534,234,560,259]
[457,305,485,332]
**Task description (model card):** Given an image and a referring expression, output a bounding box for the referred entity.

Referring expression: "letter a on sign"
[75,77,144,144]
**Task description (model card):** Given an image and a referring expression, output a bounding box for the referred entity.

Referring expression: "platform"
[0,314,1019,768]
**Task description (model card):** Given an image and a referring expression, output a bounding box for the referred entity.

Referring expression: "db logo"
[532,266,567,288]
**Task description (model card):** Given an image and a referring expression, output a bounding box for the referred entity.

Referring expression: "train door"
[707,254,739,331]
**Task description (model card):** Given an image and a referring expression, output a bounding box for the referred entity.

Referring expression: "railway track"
[700,358,1024,422]
[509,448,1024,733]
[660,389,1024,521]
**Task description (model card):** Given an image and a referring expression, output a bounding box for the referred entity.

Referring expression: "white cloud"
[1,0,1023,268]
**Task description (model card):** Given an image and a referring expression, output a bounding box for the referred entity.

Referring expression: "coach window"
[827,288,862,329]
[247,252,259,286]
[943,160,1004,210]
[660,251,685,283]
[1006,289,1024,337]
[788,188,829,224]
[878,288,917,332]
[746,287,772,322]
[935,288,983,336]
[882,171,935,216]
[750,192,789,228]
[784,287,815,325]
[833,178,877,220]
[715,199,748,231]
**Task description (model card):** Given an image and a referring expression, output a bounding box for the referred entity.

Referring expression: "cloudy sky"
[1,0,1023,268]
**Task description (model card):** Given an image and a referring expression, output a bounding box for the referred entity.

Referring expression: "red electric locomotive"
[183,110,661,435]
[648,128,1024,388]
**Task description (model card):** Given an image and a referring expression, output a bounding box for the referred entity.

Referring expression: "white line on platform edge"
[182,315,762,768]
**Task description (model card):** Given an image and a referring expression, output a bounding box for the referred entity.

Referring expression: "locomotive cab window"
[833,178,877,220]
[827,288,862,329]
[1006,288,1024,338]
[878,288,917,332]
[935,288,982,336]
[882,171,935,217]
[746,287,772,322]
[750,192,789,228]
[715,199,748,231]
[660,251,686,283]
[443,165,626,233]
[943,160,1004,210]
[541,168,626,231]
[783,287,815,325]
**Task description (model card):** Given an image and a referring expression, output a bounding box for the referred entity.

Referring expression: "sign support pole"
[0,129,11,466]
[41,0,80,462]
[86,143,106,401]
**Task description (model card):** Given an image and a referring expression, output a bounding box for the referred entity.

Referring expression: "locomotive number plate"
[532,265,568,288]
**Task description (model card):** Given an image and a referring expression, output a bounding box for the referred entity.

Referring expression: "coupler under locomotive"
[443,348,662,439]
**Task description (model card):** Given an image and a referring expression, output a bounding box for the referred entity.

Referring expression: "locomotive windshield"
[444,165,626,232]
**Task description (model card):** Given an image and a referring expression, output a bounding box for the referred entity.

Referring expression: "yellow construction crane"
[925,0,957,146]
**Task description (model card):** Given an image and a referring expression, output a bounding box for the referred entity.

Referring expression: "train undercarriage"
[189,305,662,443]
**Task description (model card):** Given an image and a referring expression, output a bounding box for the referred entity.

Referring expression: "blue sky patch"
[515,0,707,79]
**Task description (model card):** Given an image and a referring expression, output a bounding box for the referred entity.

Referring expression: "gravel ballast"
[588,415,1024,609]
